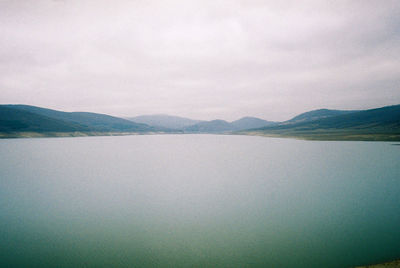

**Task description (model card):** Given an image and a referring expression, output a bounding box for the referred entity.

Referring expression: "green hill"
[3,104,400,140]
[3,105,155,132]
[241,105,400,141]
[0,105,171,138]
[0,106,90,133]
[285,109,358,124]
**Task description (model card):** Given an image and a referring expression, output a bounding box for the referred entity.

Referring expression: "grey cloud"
[0,0,399,121]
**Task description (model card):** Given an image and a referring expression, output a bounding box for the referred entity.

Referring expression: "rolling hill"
[241,105,400,141]
[284,109,358,124]
[3,105,156,132]
[0,106,91,133]
[0,105,170,137]
[2,104,400,140]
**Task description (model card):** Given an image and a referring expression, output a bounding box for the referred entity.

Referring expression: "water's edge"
[1,131,400,141]
[354,259,400,268]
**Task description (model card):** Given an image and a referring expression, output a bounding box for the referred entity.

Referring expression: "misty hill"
[128,114,202,130]
[231,117,275,130]
[129,114,274,132]
[0,105,168,137]
[184,120,234,133]
[127,114,275,133]
[185,117,274,133]
[243,105,400,141]
[285,109,358,124]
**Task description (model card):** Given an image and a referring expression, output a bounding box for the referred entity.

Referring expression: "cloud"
[1,0,399,120]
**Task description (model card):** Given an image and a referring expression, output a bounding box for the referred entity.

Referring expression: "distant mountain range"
[127,114,202,130]
[183,117,275,132]
[184,119,234,133]
[1,104,399,140]
[127,115,275,132]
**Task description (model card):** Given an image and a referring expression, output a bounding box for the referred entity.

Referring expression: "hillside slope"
[0,105,176,138]
[285,109,358,124]
[2,105,155,132]
[0,106,90,133]
[241,105,400,141]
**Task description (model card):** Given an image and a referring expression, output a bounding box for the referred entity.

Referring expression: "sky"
[1,0,400,121]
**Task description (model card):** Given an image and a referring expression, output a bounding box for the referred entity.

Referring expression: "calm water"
[1,135,400,268]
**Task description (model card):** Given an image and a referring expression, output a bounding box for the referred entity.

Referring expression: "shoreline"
[237,131,400,142]
[354,259,400,267]
[1,131,400,142]
[0,131,181,139]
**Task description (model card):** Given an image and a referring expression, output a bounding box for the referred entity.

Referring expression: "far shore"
[354,259,400,267]
[1,131,400,142]
[238,131,400,142]
[0,131,179,139]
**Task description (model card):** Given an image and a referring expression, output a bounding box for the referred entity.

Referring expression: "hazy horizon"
[1,0,400,121]
[1,102,383,123]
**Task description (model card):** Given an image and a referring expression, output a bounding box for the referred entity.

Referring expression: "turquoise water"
[1,135,400,267]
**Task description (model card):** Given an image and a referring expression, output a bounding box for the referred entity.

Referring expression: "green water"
[1,135,400,267]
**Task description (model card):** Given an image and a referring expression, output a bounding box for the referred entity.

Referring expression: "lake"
[1,135,400,267]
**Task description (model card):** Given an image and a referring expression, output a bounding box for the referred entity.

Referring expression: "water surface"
[1,135,400,267]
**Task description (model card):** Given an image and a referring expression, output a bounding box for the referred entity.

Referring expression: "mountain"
[127,114,201,130]
[242,105,400,141]
[0,105,170,137]
[4,103,399,140]
[231,117,275,130]
[285,109,358,124]
[184,120,234,133]
[129,114,274,132]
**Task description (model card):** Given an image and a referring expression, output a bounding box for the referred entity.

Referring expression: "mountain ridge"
[1,104,399,140]
[128,114,275,132]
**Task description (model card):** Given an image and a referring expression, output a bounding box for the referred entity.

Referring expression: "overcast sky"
[1,0,399,121]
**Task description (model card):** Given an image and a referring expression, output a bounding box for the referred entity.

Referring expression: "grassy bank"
[2,131,400,141]
[0,131,174,139]
[239,131,400,142]
[354,259,400,267]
